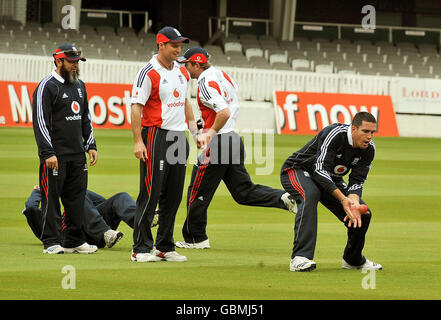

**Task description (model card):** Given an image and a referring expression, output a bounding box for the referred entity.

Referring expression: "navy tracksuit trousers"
[38,156,88,249]
[132,127,189,254]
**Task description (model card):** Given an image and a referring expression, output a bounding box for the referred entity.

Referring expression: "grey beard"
[68,71,79,84]
[60,64,79,84]
[69,72,80,83]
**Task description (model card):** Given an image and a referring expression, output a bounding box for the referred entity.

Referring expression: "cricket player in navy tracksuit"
[32,44,98,254]
[280,112,383,272]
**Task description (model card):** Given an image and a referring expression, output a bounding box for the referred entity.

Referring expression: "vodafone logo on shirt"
[66,101,82,121]
[334,165,348,175]
[274,91,399,137]
[167,88,185,108]
[71,101,80,114]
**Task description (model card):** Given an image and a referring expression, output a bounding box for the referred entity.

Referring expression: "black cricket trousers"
[38,155,88,249]
[132,126,189,254]
[182,131,286,244]
[280,167,371,266]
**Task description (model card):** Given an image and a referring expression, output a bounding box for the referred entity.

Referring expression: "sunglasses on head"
[63,50,81,57]
[53,50,82,59]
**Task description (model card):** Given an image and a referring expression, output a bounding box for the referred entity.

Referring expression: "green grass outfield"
[1,127,441,300]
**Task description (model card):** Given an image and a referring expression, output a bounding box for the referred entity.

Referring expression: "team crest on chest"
[351,157,360,166]
[178,74,184,85]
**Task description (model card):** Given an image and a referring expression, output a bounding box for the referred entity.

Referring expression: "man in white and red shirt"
[175,47,298,249]
[130,27,199,262]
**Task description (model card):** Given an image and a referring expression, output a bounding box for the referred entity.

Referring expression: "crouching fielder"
[280,112,383,272]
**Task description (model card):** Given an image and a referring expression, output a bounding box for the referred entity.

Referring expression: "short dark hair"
[352,112,376,127]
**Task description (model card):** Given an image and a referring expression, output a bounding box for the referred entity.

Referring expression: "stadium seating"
[117,26,137,38]
[249,56,270,69]
[1,18,440,78]
[291,58,310,71]
[315,64,333,73]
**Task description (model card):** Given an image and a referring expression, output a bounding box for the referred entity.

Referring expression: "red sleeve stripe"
[180,67,190,82]
[222,71,235,88]
[208,81,221,95]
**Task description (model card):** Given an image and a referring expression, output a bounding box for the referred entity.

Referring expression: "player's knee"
[304,189,320,204]
[360,210,372,228]
[115,192,130,199]
[363,209,372,221]
[112,192,135,206]
[231,191,250,205]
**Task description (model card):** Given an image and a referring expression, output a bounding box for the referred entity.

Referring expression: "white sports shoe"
[281,193,297,214]
[342,258,382,270]
[64,242,98,254]
[43,244,64,254]
[130,251,162,262]
[290,256,317,272]
[104,229,124,248]
[175,239,210,249]
[152,249,187,262]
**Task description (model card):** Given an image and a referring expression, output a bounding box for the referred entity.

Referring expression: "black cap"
[53,44,86,62]
[156,26,190,44]
[178,47,210,63]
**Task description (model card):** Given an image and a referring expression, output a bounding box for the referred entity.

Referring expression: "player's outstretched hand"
[343,204,370,228]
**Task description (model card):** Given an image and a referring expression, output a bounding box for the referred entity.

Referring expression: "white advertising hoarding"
[392,78,441,114]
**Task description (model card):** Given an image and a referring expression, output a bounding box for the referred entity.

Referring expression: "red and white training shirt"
[196,66,239,135]
[131,55,190,131]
